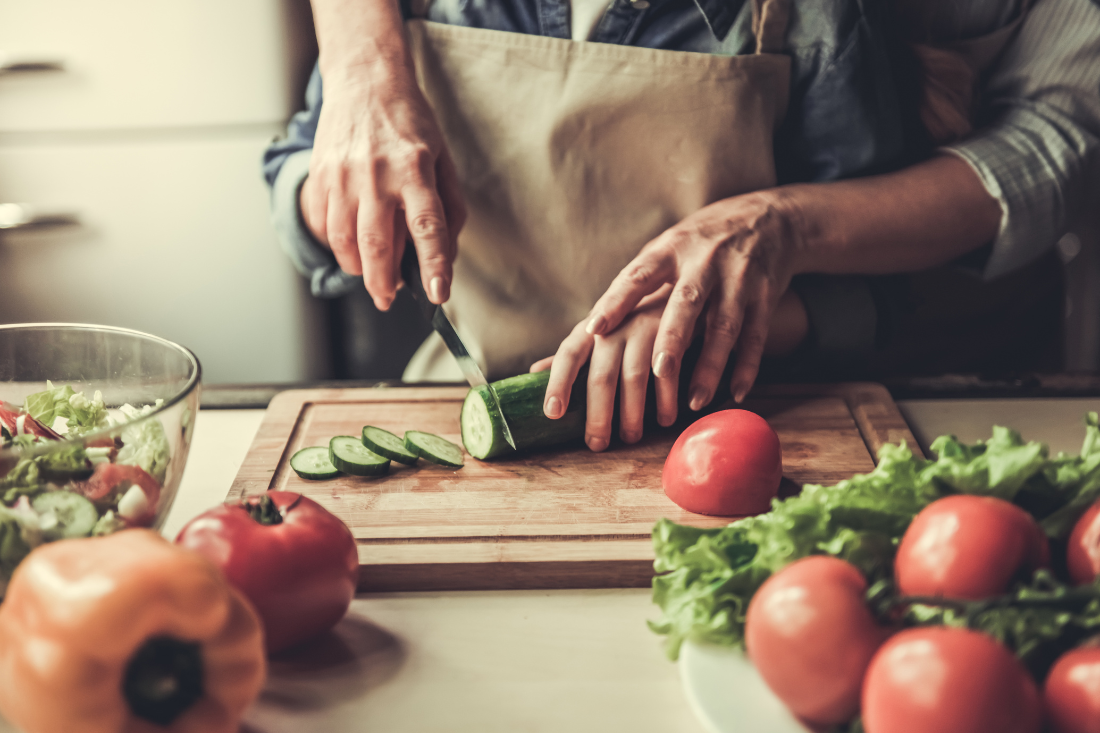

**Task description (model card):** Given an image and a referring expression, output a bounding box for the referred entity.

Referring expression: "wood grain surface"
[229,382,919,591]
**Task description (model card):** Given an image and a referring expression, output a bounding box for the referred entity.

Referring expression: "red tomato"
[176,491,359,653]
[745,556,891,727]
[862,627,1042,733]
[662,409,782,516]
[894,495,1049,600]
[1067,501,1100,586]
[1045,642,1100,733]
[71,462,161,526]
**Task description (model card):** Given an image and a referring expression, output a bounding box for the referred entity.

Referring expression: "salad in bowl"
[0,324,201,594]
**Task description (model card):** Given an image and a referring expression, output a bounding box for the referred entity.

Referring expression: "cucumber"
[290,446,340,480]
[32,490,99,539]
[403,431,464,468]
[362,426,419,465]
[329,436,390,477]
[461,370,586,460]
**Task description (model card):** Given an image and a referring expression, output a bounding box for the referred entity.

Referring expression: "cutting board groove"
[229,382,918,591]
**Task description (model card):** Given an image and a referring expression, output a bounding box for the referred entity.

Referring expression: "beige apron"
[401,0,792,382]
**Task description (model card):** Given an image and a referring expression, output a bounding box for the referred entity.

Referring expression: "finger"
[729,299,773,404]
[300,176,329,246]
[326,191,362,276]
[357,196,399,310]
[585,241,676,337]
[530,356,554,373]
[544,323,594,420]
[586,336,625,452]
[403,179,453,305]
[651,271,715,424]
[618,332,654,444]
[688,283,747,412]
[436,147,466,262]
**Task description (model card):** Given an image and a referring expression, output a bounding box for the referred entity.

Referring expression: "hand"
[532,287,673,452]
[299,66,466,310]
[584,190,803,420]
[533,287,808,451]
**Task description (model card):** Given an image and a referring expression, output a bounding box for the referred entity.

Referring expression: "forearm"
[311,0,413,84]
[784,154,1002,275]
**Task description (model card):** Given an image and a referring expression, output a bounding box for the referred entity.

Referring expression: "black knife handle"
[399,242,436,322]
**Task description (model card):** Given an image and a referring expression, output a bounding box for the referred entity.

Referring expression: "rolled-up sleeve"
[942,0,1100,281]
[263,66,360,298]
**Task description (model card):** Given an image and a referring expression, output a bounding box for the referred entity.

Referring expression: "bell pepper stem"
[122,636,204,726]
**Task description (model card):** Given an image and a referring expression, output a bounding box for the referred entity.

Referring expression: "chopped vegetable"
[289,446,341,480]
[404,430,464,468]
[0,529,265,733]
[362,425,419,465]
[175,492,359,653]
[328,436,390,476]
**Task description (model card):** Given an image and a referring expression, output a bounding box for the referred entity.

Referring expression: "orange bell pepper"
[0,529,266,733]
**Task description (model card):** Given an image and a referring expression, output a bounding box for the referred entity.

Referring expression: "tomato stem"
[122,636,204,726]
[246,494,283,526]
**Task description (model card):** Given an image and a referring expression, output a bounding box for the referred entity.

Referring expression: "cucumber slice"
[361,426,419,465]
[290,446,340,480]
[329,436,390,477]
[32,490,99,539]
[403,431,464,468]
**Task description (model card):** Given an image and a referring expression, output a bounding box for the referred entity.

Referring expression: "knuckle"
[358,233,391,259]
[673,281,707,309]
[621,366,649,386]
[588,366,618,388]
[707,313,742,343]
[408,212,447,240]
[328,232,357,253]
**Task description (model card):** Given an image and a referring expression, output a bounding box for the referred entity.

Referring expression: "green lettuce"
[115,402,169,483]
[650,414,1100,659]
[22,381,110,436]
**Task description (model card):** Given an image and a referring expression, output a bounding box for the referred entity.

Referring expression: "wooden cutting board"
[229,382,918,592]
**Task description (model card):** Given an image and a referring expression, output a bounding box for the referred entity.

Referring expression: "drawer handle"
[0,54,66,74]
[0,204,80,231]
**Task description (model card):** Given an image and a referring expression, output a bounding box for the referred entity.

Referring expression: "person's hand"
[533,287,808,451]
[299,66,466,311]
[531,287,673,452]
[584,190,803,420]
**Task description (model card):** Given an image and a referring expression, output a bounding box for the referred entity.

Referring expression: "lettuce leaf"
[650,416,1100,659]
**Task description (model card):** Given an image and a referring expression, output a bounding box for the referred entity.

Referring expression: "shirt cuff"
[941,105,1095,281]
[269,148,361,299]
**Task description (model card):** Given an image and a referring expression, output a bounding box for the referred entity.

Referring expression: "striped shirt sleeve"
[942,0,1100,280]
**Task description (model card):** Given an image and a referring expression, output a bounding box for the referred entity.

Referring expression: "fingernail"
[658,411,676,428]
[585,315,606,336]
[545,396,562,419]
[429,277,446,303]
[734,387,748,403]
[653,352,674,379]
[689,387,709,412]
[587,435,608,452]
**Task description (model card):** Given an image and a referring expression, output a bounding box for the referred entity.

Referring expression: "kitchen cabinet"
[0,0,325,384]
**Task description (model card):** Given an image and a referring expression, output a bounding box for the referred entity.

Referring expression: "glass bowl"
[0,323,201,590]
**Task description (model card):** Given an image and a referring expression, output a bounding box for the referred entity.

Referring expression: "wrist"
[764,184,833,276]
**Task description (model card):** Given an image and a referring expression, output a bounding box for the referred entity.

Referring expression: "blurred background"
[1,0,1097,385]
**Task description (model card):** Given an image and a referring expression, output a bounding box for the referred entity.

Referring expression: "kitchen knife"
[400,246,516,450]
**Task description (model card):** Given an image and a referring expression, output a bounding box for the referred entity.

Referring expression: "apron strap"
[752,0,792,54]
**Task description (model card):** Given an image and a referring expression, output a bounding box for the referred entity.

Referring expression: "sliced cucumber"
[362,426,419,465]
[329,436,390,477]
[290,446,341,480]
[32,490,99,539]
[403,431,464,468]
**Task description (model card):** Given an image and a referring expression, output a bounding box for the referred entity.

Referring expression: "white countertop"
[4,396,1099,733]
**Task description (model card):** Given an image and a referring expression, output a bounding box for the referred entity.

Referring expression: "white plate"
[679,640,809,733]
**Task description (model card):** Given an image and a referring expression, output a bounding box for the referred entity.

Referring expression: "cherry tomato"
[1044,642,1100,733]
[662,409,782,516]
[745,556,891,727]
[176,491,359,653]
[862,626,1042,733]
[1067,501,1100,586]
[894,495,1049,600]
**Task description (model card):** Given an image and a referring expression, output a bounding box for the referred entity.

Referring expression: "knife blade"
[400,246,516,450]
